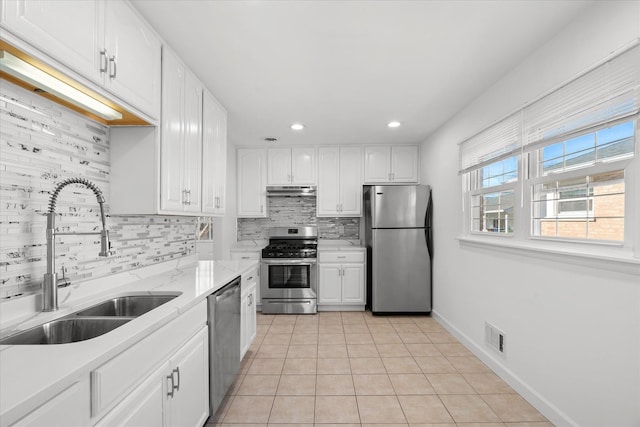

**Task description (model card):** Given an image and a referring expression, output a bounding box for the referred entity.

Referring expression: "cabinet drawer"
[318,251,365,263]
[231,251,261,261]
[91,301,207,419]
[242,266,259,293]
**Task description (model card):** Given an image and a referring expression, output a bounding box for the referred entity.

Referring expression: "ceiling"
[131,0,592,147]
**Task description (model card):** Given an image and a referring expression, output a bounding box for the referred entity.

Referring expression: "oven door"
[260,258,317,300]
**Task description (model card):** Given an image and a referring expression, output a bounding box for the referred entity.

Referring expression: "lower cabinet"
[91,301,209,427]
[95,328,208,427]
[231,250,262,307]
[318,251,365,309]
[241,267,258,358]
[13,378,91,426]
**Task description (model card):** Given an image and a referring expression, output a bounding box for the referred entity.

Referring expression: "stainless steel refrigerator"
[364,185,433,314]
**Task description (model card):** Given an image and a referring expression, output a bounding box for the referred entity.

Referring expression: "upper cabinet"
[160,48,202,213]
[1,0,161,120]
[202,91,228,216]
[267,147,316,185]
[317,146,362,217]
[364,145,419,184]
[110,48,228,217]
[237,148,267,218]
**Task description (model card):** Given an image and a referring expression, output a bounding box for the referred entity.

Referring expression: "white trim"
[457,236,640,275]
[431,309,579,427]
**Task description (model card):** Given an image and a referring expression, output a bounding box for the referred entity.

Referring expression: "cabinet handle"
[182,190,187,205]
[167,373,175,398]
[173,367,180,392]
[186,190,191,205]
[241,256,250,259]
[260,205,263,213]
[100,50,108,73]
[337,256,346,259]
[109,55,117,79]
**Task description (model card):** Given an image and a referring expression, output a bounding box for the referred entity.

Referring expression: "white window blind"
[459,112,522,174]
[523,44,640,151]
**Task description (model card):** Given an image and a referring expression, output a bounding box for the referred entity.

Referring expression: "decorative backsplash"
[237,196,359,240]
[0,80,196,300]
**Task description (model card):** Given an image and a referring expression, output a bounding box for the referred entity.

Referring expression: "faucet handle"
[99,230,115,257]
[56,266,71,288]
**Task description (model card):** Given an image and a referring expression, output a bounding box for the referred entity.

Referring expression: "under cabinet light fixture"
[0,50,123,120]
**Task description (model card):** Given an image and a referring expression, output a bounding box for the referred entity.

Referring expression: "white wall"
[421,2,640,426]
[213,142,238,259]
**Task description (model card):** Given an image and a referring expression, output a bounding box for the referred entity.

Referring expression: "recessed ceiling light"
[388,121,401,128]
[291,123,305,130]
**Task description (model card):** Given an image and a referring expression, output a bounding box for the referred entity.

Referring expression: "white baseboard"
[432,309,577,427]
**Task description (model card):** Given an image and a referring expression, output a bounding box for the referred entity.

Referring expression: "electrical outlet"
[338,224,345,234]
[485,322,506,356]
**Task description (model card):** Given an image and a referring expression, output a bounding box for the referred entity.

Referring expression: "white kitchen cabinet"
[165,328,209,427]
[14,378,90,426]
[102,0,161,119]
[364,145,419,183]
[267,147,316,185]
[241,269,258,358]
[160,48,202,213]
[231,251,262,306]
[91,301,207,424]
[1,0,161,119]
[318,250,365,309]
[94,362,167,427]
[96,328,208,427]
[317,146,362,216]
[237,148,267,217]
[202,90,228,215]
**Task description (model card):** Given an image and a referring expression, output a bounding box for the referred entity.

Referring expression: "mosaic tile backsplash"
[0,80,196,300]
[237,196,359,240]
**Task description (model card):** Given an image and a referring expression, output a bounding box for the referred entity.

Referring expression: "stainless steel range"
[261,227,318,314]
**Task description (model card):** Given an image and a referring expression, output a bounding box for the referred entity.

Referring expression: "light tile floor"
[207,311,553,427]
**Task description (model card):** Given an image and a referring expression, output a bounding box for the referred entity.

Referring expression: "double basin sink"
[0,294,179,345]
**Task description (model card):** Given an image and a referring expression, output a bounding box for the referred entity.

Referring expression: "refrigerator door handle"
[425,190,433,259]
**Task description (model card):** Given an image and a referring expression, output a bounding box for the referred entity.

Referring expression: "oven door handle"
[261,259,317,265]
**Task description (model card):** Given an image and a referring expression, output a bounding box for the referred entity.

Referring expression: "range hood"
[266,185,316,197]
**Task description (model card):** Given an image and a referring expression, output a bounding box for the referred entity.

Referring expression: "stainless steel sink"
[0,318,132,345]
[73,295,178,317]
[0,293,180,345]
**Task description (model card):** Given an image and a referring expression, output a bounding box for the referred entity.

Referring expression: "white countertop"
[230,240,268,252]
[0,257,258,424]
[318,239,365,251]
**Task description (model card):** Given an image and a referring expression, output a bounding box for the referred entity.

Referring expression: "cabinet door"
[267,148,292,185]
[95,363,168,427]
[202,91,218,214]
[317,147,340,216]
[167,328,209,427]
[182,70,203,213]
[14,378,90,427]
[213,105,228,215]
[160,49,185,212]
[291,147,316,184]
[240,289,249,358]
[364,146,392,183]
[339,147,362,216]
[1,0,104,85]
[341,264,365,304]
[103,0,161,119]
[318,264,342,304]
[246,285,257,349]
[391,146,419,182]
[237,149,267,217]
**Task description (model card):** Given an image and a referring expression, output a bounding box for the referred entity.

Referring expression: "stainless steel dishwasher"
[208,276,241,417]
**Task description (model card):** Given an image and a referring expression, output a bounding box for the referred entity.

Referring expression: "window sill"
[457,235,640,276]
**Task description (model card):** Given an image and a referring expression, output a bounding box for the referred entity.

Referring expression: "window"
[459,43,639,254]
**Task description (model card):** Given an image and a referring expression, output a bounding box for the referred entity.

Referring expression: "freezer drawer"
[371,228,431,313]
